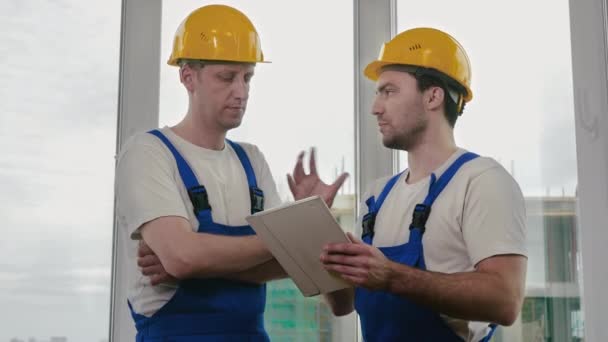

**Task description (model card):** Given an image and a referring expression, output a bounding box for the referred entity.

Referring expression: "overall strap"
[409,152,479,233]
[226,140,258,187]
[404,152,479,269]
[149,129,201,189]
[226,140,265,214]
[362,172,404,240]
[479,324,498,342]
[148,130,211,214]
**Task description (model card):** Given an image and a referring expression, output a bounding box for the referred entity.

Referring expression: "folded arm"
[139,238,287,285]
[140,215,273,280]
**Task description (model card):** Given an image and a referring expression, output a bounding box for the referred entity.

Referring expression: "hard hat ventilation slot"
[409,44,422,51]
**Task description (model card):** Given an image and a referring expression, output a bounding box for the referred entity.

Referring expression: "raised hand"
[287,147,348,207]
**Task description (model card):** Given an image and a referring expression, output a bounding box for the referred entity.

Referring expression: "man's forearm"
[178,232,273,278]
[146,230,273,279]
[223,259,288,284]
[141,216,274,280]
[386,261,522,325]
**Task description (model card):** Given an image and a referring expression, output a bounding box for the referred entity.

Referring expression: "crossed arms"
[136,148,348,285]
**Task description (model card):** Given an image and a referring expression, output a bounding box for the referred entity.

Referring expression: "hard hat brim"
[363,61,389,82]
[167,57,271,66]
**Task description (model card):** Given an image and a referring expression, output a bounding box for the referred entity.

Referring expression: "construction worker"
[115,5,347,341]
[321,28,528,341]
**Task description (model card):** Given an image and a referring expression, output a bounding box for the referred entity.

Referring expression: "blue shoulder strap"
[148,129,201,189]
[362,152,479,239]
[361,172,404,239]
[148,129,212,216]
[403,152,479,269]
[226,139,258,188]
[148,131,265,216]
[479,324,498,342]
[421,152,479,207]
[410,152,479,232]
[226,139,265,214]
[373,172,405,213]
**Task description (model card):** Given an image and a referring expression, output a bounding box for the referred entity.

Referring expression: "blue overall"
[129,129,269,341]
[355,152,497,342]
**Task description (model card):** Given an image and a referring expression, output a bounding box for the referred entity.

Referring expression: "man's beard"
[383,115,427,151]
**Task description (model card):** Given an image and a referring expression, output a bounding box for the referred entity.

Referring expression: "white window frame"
[569,0,608,340]
[110,0,161,340]
[354,0,396,209]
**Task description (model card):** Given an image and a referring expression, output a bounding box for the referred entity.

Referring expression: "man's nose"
[371,95,384,116]
[232,79,249,100]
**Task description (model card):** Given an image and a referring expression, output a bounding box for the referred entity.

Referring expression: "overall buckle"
[362,212,376,238]
[188,186,211,213]
[250,186,265,214]
[410,203,431,234]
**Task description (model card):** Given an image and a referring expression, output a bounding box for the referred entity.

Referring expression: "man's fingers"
[324,242,370,255]
[331,172,349,191]
[287,174,297,196]
[309,147,318,175]
[138,254,161,267]
[324,263,367,278]
[325,172,350,207]
[321,253,368,268]
[292,151,305,181]
[149,273,172,286]
[141,264,165,276]
[138,241,154,257]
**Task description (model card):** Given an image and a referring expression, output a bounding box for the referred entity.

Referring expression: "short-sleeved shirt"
[115,126,282,316]
[356,148,527,342]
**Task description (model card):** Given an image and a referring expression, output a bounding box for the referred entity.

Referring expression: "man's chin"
[382,137,408,151]
[222,120,242,130]
[382,136,396,149]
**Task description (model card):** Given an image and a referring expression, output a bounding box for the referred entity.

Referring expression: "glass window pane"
[0,1,120,342]
[397,1,582,341]
[159,1,356,341]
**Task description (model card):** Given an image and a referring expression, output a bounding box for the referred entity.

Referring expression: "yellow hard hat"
[167,5,267,66]
[364,27,473,103]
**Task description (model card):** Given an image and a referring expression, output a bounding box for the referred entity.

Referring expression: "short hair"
[381,64,467,127]
[177,59,256,69]
[177,59,205,69]
[413,72,462,128]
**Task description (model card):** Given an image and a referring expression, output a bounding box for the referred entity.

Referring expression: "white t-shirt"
[115,126,282,317]
[356,148,527,342]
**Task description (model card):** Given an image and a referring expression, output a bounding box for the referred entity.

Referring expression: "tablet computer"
[246,196,351,297]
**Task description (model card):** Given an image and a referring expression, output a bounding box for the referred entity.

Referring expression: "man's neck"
[406,133,458,184]
[171,112,226,150]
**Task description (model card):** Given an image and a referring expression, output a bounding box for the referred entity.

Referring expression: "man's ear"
[180,66,196,93]
[425,86,445,111]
